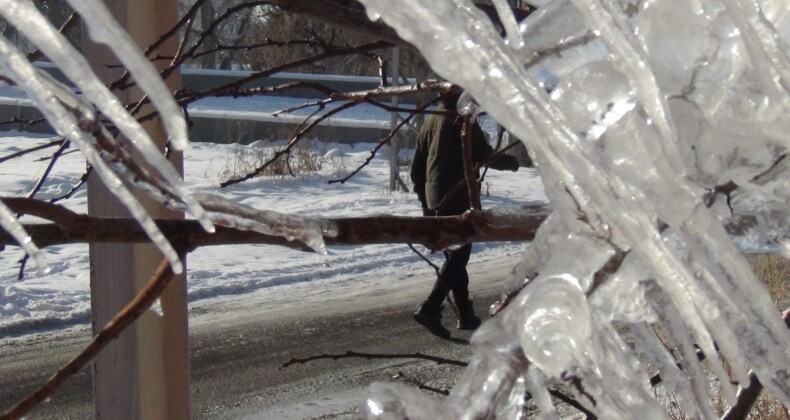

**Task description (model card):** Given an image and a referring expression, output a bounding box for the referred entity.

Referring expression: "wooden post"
[84,1,189,419]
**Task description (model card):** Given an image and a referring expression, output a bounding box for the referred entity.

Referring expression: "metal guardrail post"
[389,46,401,192]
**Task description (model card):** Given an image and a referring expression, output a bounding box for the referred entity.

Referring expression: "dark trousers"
[425,243,473,311]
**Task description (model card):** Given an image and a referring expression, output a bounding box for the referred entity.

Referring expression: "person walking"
[410,88,520,337]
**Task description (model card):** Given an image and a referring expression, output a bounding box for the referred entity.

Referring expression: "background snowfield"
[0,130,547,338]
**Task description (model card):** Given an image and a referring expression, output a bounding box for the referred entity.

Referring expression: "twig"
[49,169,89,203]
[0,116,48,127]
[407,244,440,274]
[108,0,202,88]
[170,15,195,67]
[432,142,519,214]
[164,0,204,66]
[393,371,449,395]
[171,41,392,108]
[15,255,27,281]
[328,96,442,184]
[146,0,206,58]
[175,1,270,72]
[282,350,468,368]
[219,102,355,188]
[24,140,71,202]
[479,124,506,182]
[547,389,598,419]
[406,243,459,317]
[704,153,787,210]
[522,30,597,70]
[16,140,71,279]
[460,115,481,210]
[1,258,178,419]
[26,12,81,63]
[377,55,388,87]
[188,39,335,61]
[0,138,67,164]
[34,149,79,162]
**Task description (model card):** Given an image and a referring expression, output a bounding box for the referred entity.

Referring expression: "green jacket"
[410,112,519,216]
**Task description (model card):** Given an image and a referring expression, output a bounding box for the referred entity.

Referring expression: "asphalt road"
[0,258,517,419]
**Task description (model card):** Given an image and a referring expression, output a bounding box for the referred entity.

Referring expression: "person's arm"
[471,123,519,171]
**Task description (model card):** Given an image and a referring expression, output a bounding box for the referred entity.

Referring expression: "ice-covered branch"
[358,0,790,418]
[0,198,546,252]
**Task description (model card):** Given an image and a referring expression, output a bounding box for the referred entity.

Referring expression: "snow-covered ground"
[0,130,547,338]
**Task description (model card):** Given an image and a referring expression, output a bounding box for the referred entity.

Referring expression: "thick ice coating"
[359,0,790,418]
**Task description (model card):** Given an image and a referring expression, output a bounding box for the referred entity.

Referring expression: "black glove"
[422,207,436,216]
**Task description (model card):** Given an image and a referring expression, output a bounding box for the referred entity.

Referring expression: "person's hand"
[422,207,435,216]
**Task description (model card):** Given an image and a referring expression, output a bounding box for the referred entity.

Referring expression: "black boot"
[413,303,451,338]
[456,301,482,330]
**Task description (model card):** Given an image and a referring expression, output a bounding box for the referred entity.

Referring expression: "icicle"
[523,369,557,420]
[515,0,588,64]
[720,0,790,99]
[357,0,790,418]
[629,322,707,419]
[196,193,336,254]
[0,0,213,234]
[648,284,720,419]
[491,0,524,49]
[0,35,183,274]
[587,322,670,419]
[65,0,189,151]
[365,382,445,419]
[494,375,527,419]
[149,298,163,317]
[567,0,686,175]
[515,273,591,378]
[0,200,49,274]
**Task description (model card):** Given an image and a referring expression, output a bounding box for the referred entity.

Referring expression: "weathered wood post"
[84,1,189,418]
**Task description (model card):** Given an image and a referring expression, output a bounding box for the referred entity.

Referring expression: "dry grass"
[218,140,325,182]
[749,253,790,306]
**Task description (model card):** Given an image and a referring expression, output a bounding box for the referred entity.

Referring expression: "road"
[0,257,518,419]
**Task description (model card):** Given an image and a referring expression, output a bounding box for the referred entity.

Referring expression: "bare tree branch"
[262,1,533,47]
[328,95,444,184]
[547,389,598,419]
[25,140,71,201]
[0,138,67,164]
[721,372,763,420]
[0,197,546,252]
[26,12,81,63]
[461,115,482,210]
[49,169,89,203]
[393,371,450,395]
[282,350,468,368]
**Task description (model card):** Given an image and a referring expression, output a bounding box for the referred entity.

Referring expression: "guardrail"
[0,64,407,144]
